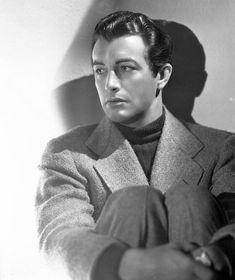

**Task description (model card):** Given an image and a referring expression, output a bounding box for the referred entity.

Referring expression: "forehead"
[92,35,148,64]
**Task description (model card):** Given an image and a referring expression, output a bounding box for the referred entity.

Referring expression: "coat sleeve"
[209,134,235,242]
[36,138,128,280]
[201,134,235,275]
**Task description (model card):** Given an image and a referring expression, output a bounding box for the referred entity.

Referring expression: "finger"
[192,260,218,280]
[182,242,199,253]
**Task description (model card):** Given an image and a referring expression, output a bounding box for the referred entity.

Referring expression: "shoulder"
[183,120,235,149]
[45,123,99,154]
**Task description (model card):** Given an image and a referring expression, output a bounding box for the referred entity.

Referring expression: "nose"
[105,70,120,93]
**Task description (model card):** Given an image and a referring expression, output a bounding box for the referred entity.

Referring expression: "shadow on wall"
[157,20,207,123]
[55,75,103,129]
[55,20,207,131]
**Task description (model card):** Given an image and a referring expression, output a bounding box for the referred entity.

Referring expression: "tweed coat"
[36,109,235,279]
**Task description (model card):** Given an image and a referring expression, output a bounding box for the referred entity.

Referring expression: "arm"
[210,134,235,239]
[36,138,128,280]
[118,243,216,280]
[194,134,235,278]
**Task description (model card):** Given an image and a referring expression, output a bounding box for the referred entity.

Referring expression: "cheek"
[127,76,156,103]
[95,80,105,101]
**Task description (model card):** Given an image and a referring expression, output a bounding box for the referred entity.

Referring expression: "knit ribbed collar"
[114,114,165,145]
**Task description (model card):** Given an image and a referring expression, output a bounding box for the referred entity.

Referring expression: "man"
[36,11,235,280]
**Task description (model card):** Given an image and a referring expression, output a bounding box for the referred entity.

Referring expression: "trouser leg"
[165,182,228,246]
[95,186,168,248]
[95,183,228,249]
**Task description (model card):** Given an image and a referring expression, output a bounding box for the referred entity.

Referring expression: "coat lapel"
[150,109,205,193]
[86,109,205,194]
[86,118,148,193]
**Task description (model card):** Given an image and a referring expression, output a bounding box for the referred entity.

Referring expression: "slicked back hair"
[92,11,173,77]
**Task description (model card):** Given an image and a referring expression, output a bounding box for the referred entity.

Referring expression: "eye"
[120,65,134,72]
[94,68,106,75]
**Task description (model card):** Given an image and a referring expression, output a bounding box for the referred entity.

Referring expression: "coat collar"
[86,117,148,192]
[86,108,205,193]
[160,107,204,158]
[150,108,204,193]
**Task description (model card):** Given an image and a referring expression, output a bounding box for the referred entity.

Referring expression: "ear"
[156,63,173,90]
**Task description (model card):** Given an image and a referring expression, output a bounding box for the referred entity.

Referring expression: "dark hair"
[92,11,173,76]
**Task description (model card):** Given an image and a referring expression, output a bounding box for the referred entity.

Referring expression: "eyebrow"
[116,58,138,65]
[92,58,138,66]
[92,60,105,66]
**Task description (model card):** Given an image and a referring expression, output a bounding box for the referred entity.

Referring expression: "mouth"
[105,97,127,104]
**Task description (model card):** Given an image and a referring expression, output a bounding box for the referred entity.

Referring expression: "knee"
[107,186,164,209]
[96,186,167,247]
[165,181,222,215]
[166,181,208,198]
[100,186,165,221]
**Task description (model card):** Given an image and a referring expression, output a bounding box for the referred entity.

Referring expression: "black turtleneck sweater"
[115,114,165,181]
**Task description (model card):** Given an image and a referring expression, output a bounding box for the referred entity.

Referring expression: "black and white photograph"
[1,1,235,279]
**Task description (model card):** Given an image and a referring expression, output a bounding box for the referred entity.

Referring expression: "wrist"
[92,243,128,280]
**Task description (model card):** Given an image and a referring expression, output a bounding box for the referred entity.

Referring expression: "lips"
[105,97,127,104]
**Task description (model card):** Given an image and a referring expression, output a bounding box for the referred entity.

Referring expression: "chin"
[110,114,142,127]
[107,112,132,125]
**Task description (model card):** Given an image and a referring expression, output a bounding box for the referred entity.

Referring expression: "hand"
[118,243,218,280]
[192,245,232,279]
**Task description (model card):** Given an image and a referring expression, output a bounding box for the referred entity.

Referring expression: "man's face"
[92,35,161,127]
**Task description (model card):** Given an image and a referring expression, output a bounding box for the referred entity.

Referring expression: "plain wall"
[1,0,235,279]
